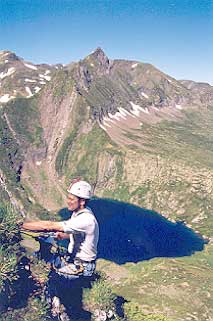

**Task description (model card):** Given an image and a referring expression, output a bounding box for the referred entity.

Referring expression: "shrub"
[0,246,18,289]
[0,203,21,249]
[0,202,21,290]
[83,275,117,320]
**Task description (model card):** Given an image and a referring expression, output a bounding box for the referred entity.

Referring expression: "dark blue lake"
[59,198,206,265]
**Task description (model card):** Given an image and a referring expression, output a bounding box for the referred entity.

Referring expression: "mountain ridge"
[1,48,212,106]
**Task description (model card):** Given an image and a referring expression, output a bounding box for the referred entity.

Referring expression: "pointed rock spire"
[89,47,110,66]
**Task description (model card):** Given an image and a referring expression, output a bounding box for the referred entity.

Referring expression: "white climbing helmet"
[67,180,92,199]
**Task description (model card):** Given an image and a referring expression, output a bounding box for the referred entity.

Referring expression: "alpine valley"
[0,48,213,321]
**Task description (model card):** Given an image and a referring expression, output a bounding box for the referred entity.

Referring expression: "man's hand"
[55,232,70,240]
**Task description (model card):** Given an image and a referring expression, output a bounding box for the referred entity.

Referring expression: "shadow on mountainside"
[59,197,206,265]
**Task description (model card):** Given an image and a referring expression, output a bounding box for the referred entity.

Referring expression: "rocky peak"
[0,50,20,63]
[90,47,110,66]
[74,48,112,92]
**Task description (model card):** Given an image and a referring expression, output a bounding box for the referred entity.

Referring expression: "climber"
[22,179,99,315]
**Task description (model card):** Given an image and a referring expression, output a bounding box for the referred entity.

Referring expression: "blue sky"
[0,0,212,84]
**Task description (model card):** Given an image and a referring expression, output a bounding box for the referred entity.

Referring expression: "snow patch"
[109,111,126,121]
[0,94,14,103]
[0,52,10,58]
[90,63,94,67]
[130,101,149,116]
[175,104,182,110]
[25,78,37,83]
[119,107,132,116]
[4,60,9,63]
[0,67,16,79]
[118,111,127,120]
[39,74,51,81]
[167,78,172,83]
[34,86,41,93]
[39,81,46,85]
[102,121,111,128]
[117,112,127,120]
[43,75,51,81]
[99,123,107,131]
[131,63,138,69]
[142,108,149,114]
[141,92,149,99]
[24,63,38,70]
[118,108,127,117]
[103,117,115,124]
[36,161,42,166]
[44,75,51,81]
[108,113,119,121]
[25,86,33,97]
[45,70,50,75]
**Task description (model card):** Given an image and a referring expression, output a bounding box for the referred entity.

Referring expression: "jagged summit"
[0,50,15,55]
[73,47,112,91]
[0,50,21,62]
[90,47,109,60]
[86,47,111,67]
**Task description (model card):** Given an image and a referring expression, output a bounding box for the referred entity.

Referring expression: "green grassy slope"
[97,242,213,321]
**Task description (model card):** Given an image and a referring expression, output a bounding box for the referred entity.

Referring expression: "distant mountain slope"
[180,79,213,105]
[0,50,62,103]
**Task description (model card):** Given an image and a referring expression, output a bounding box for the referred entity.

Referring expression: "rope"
[20,230,55,238]
[20,230,67,253]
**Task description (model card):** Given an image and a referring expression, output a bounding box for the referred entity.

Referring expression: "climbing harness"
[20,230,84,276]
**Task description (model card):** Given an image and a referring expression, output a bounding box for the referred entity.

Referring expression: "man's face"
[67,193,80,211]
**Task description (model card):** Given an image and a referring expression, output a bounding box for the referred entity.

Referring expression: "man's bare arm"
[22,220,64,232]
